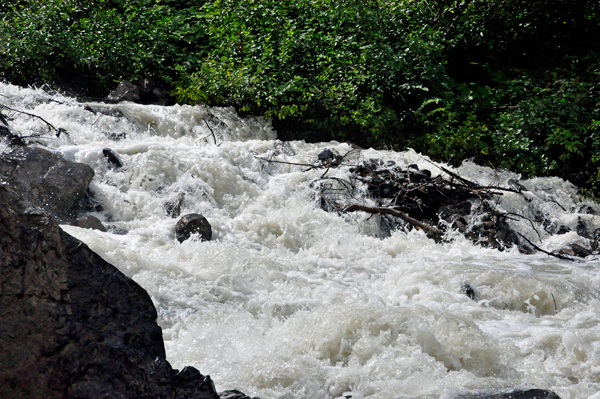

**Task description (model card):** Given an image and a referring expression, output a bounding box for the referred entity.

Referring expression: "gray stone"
[102,148,122,168]
[0,186,221,399]
[219,389,260,399]
[107,81,140,102]
[176,213,212,243]
[67,215,107,232]
[0,146,94,221]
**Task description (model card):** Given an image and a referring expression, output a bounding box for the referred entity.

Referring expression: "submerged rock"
[102,148,123,169]
[219,390,260,399]
[67,215,107,232]
[0,187,221,398]
[458,388,560,399]
[176,213,212,243]
[0,146,94,221]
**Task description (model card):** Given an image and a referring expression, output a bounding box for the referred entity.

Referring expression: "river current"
[2,82,600,399]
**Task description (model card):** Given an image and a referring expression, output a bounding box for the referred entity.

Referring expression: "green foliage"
[0,0,208,91]
[176,0,449,145]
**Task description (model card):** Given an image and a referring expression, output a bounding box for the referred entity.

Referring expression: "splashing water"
[2,82,600,399]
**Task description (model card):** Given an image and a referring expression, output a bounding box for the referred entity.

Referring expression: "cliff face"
[0,173,219,398]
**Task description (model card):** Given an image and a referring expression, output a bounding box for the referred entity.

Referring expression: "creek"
[1,82,600,399]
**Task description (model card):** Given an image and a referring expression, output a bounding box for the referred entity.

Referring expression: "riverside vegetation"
[1,0,599,196]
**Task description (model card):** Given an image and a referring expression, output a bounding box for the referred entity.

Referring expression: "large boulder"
[0,146,94,221]
[0,186,220,399]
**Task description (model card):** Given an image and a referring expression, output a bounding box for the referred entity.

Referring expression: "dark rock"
[67,215,107,232]
[0,146,94,221]
[0,187,221,398]
[137,78,173,105]
[461,283,477,301]
[106,132,128,141]
[107,81,140,102]
[77,189,104,214]
[592,228,600,252]
[174,367,220,399]
[318,149,335,162]
[570,243,592,258]
[176,213,212,243]
[576,217,593,239]
[0,125,26,146]
[557,225,571,235]
[83,105,125,119]
[219,389,260,399]
[102,148,123,168]
[165,193,186,218]
[457,388,560,399]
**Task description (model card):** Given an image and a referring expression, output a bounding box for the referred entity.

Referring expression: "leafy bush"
[0,0,207,92]
[176,0,450,145]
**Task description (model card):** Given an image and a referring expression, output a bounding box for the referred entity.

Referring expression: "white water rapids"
[2,82,600,399]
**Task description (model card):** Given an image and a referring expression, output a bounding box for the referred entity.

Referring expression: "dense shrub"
[0,0,207,93]
[176,0,450,145]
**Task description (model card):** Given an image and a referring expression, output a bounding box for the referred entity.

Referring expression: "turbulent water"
[2,82,600,399]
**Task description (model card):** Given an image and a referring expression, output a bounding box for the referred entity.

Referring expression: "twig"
[202,118,217,145]
[0,104,65,136]
[551,293,558,314]
[516,232,574,261]
[343,204,440,235]
[255,156,318,169]
[503,212,542,240]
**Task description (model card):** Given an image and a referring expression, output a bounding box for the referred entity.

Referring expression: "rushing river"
[2,82,600,399]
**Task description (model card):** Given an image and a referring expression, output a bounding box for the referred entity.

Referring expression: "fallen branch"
[343,204,441,235]
[0,104,67,137]
[516,232,574,262]
[202,118,217,145]
[255,156,319,169]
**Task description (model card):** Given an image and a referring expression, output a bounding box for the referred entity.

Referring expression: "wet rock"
[83,105,125,119]
[137,78,173,105]
[318,149,335,162]
[570,243,592,258]
[107,81,140,102]
[576,217,593,239]
[102,148,122,168]
[0,125,25,146]
[219,389,260,399]
[165,193,186,218]
[458,388,560,399]
[174,366,220,399]
[176,213,212,243]
[77,189,104,214]
[67,215,107,232]
[0,146,94,221]
[0,187,220,399]
[461,283,477,301]
[592,228,600,253]
[107,225,129,235]
[105,131,127,141]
